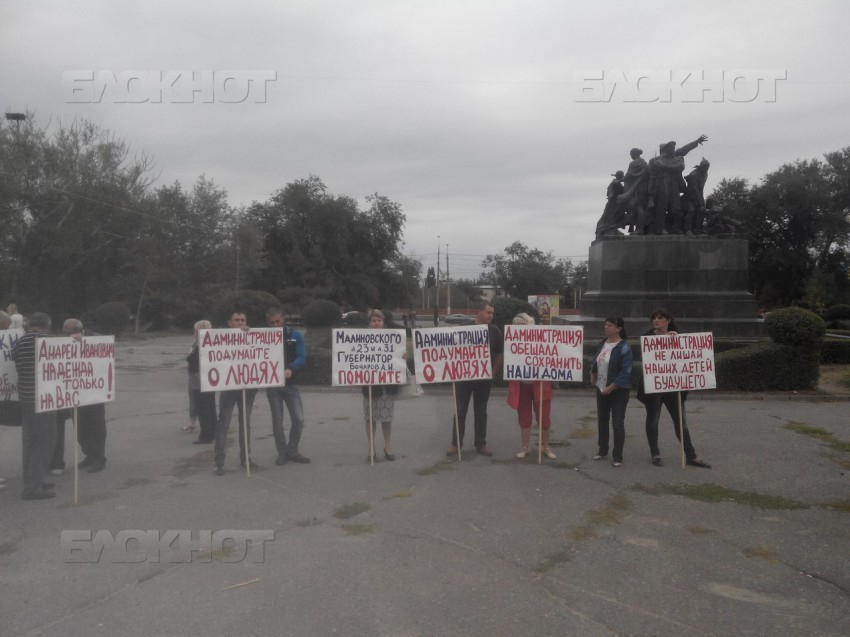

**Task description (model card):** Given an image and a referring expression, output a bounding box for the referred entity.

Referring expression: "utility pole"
[446,243,451,314]
[435,236,441,326]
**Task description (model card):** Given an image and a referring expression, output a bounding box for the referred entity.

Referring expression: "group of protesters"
[2,300,711,501]
[1,309,107,500]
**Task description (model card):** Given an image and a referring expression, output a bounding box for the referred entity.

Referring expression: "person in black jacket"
[638,308,711,468]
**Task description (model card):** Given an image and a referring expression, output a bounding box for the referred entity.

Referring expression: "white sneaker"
[543,447,557,460]
[516,447,529,459]
[50,468,64,475]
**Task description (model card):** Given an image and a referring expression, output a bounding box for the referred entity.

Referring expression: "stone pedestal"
[577,235,764,338]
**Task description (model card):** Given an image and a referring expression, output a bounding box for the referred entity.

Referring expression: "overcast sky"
[4,1,849,280]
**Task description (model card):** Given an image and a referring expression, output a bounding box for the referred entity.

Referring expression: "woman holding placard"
[638,308,711,468]
[506,313,556,459]
[590,317,632,467]
[361,309,404,461]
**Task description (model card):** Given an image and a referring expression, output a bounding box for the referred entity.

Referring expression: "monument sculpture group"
[580,133,762,337]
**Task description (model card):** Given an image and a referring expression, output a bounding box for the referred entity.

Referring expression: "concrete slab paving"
[1,334,848,636]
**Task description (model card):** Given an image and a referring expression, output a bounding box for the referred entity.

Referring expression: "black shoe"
[22,490,56,500]
[213,466,225,476]
[686,457,712,469]
[652,456,664,467]
[240,460,259,470]
[87,460,106,473]
[78,457,94,469]
[42,482,55,490]
[384,452,396,462]
[285,453,311,464]
[275,455,288,466]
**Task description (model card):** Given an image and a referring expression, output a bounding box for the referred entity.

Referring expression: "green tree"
[250,176,417,310]
[480,241,569,300]
[709,149,850,307]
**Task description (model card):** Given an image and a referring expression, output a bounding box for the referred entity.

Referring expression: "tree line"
[0,116,420,328]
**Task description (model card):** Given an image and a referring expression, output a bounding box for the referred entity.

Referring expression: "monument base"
[577,234,764,338]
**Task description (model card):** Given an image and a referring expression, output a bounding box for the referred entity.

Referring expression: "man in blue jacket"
[265,307,310,465]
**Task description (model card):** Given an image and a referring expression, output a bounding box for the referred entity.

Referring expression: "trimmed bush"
[765,307,825,347]
[92,301,131,335]
[821,340,850,364]
[215,290,282,327]
[825,304,850,321]
[716,341,820,391]
[302,300,342,328]
[492,297,540,329]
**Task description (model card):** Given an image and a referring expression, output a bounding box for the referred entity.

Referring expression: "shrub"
[302,300,342,328]
[716,341,820,391]
[825,304,850,321]
[821,340,850,364]
[492,297,540,329]
[765,307,825,347]
[91,301,131,335]
[215,290,282,327]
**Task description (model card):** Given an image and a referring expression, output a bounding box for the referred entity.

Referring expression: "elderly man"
[446,301,504,457]
[265,307,310,465]
[50,318,107,474]
[12,312,56,500]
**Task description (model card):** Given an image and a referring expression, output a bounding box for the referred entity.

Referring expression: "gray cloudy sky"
[3,1,849,280]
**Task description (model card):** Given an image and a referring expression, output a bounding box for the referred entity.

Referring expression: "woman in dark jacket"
[638,308,711,468]
[590,317,632,466]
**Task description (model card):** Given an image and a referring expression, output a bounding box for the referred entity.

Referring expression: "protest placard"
[1,328,24,401]
[640,332,716,394]
[332,328,407,387]
[412,325,492,384]
[502,324,584,383]
[35,336,116,412]
[198,328,285,392]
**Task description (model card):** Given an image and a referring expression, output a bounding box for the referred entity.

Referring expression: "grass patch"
[545,461,577,470]
[341,523,375,536]
[333,502,371,520]
[416,461,454,476]
[383,490,413,500]
[534,549,571,573]
[785,422,850,454]
[568,525,597,541]
[687,526,717,535]
[295,518,322,528]
[568,494,631,542]
[659,483,808,510]
[743,546,776,561]
[819,499,850,513]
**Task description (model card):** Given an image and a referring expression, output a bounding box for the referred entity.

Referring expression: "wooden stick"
[678,392,686,469]
[537,382,543,465]
[242,389,251,477]
[452,383,461,462]
[73,408,79,504]
[368,386,375,466]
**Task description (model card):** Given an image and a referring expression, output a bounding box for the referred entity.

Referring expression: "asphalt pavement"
[0,333,848,636]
